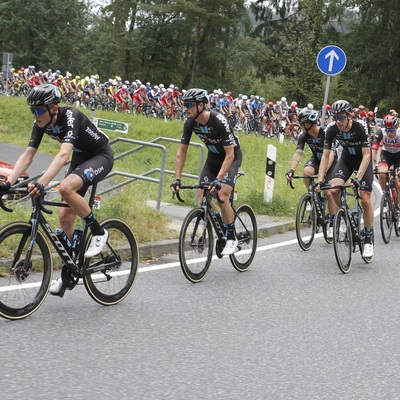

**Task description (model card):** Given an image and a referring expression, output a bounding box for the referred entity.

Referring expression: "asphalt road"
[2,222,400,400]
[1,143,65,181]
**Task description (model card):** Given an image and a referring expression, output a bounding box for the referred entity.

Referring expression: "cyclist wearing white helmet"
[171,88,242,255]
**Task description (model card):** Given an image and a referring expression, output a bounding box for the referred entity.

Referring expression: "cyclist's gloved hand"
[209,178,222,191]
[170,178,181,192]
[285,169,294,180]
[0,181,11,191]
[28,181,45,197]
[352,177,361,189]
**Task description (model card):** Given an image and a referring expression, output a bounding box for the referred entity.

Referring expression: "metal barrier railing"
[12,137,205,211]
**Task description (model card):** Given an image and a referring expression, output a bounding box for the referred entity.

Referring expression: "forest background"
[1,0,399,114]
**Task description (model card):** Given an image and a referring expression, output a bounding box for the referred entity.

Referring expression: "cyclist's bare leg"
[58,174,91,236]
[377,162,388,192]
[303,166,315,190]
[360,190,373,227]
[328,177,344,215]
[217,183,235,225]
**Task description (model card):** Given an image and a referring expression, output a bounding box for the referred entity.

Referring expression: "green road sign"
[94,118,129,134]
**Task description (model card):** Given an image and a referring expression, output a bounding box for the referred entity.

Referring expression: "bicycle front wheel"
[83,218,138,306]
[333,208,353,274]
[380,192,393,244]
[295,193,316,251]
[0,222,52,320]
[230,204,258,272]
[179,208,213,283]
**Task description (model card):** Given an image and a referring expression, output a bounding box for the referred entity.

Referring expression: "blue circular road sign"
[317,45,347,76]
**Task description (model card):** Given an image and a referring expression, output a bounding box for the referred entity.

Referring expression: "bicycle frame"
[0,184,99,279]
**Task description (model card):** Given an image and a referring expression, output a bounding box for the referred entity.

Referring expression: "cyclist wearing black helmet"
[286,108,337,238]
[0,84,114,295]
[171,88,242,255]
[316,99,374,259]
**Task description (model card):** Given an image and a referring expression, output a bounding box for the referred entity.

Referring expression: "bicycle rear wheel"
[178,208,213,283]
[333,208,353,273]
[83,218,138,305]
[295,193,316,251]
[0,222,52,320]
[230,204,258,272]
[380,192,393,244]
[394,197,400,237]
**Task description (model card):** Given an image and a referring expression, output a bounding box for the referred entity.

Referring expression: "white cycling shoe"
[221,238,239,256]
[84,230,108,258]
[49,277,65,296]
[326,226,333,239]
[363,243,373,259]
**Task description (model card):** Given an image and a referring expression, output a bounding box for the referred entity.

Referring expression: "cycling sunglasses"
[30,107,47,116]
[386,127,396,133]
[333,115,347,122]
[183,102,196,109]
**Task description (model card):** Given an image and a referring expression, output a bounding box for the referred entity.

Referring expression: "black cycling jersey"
[28,106,110,154]
[297,127,336,162]
[181,111,241,158]
[324,120,370,159]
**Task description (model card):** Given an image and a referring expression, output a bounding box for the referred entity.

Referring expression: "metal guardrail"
[11,137,205,211]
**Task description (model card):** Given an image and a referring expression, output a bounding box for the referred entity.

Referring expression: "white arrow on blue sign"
[316,45,347,76]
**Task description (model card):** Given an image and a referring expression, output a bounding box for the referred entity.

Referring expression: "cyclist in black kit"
[316,100,374,259]
[285,108,337,238]
[0,84,114,294]
[171,88,242,255]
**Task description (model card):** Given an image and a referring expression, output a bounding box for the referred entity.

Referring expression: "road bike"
[331,182,373,273]
[288,175,332,251]
[0,184,139,320]
[173,174,257,283]
[375,169,400,244]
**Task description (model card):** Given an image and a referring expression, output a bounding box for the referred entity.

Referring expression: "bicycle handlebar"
[287,175,318,190]
[172,184,224,204]
[0,189,54,214]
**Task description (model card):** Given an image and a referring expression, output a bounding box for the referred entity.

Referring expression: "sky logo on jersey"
[84,168,95,181]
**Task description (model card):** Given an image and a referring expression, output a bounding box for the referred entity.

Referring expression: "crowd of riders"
[1,66,394,138]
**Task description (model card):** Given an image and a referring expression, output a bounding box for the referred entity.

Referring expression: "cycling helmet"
[359,104,365,110]
[182,88,209,103]
[383,114,398,128]
[331,100,352,115]
[242,95,248,100]
[268,101,274,107]
[26,84,61,107]
[367,111,374,118]
[326,104,331,110]
[298,108,319,124]
[260,97,265,102]
[307,103,314,110]
[281,97,287,102]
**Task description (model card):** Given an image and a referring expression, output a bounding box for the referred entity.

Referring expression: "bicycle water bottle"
[71,227,83,252]
[351,209,358,227]
[55,228,72,251]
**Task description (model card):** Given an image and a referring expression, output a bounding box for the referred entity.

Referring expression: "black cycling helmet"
[182,88,209,104]
[331,100,352,115]
[298,108,319,124]
[26,84,62,107]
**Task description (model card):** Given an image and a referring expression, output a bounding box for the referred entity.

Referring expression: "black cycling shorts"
[332,156,373,192]
[200,153,242,188]
[378,150,400,170]
[66,145,114,196]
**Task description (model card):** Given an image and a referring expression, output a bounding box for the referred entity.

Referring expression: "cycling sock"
[364,226,373,244]
[226,222,236,240]
[84,212,104,236]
